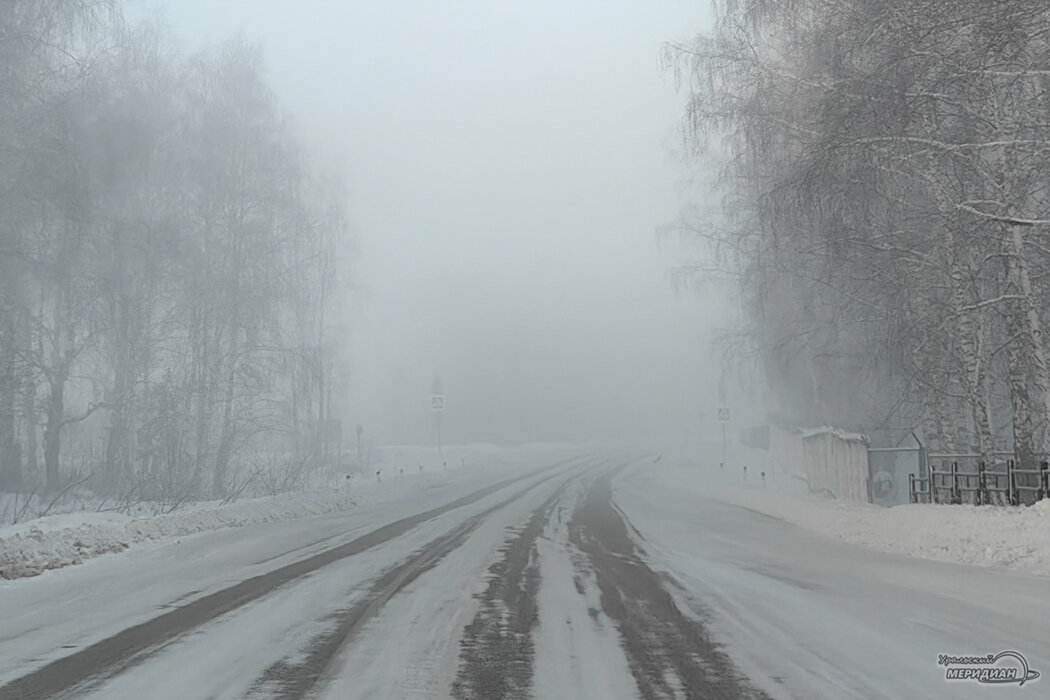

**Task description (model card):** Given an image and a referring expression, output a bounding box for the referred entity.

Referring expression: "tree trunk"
[920,388,943,453]
[191,309,211,494]
[104,221,132,490]
[0,313,19,490]
[1005,327,1035,468]
[43,368,67,492]
[24,376,37,483]
[1008,224,1050,451]
[212,327,240,498]
[947,231,994,469]
[103,386,128,491]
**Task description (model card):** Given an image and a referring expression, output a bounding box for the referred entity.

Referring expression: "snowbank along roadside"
[637,446,1050,575]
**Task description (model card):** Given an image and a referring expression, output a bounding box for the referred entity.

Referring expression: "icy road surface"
[2,450,1048,699]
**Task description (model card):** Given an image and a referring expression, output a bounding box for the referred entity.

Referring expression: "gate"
[868,432,926,506]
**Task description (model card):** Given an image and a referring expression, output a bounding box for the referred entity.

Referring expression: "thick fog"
[139,0,724,446]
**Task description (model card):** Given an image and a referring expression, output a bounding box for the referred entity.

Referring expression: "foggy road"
[7,1,1050,698]
[3,452,1048,699]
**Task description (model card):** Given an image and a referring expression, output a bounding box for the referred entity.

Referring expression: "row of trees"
[672,0,1050,465]
[0,1,350,496]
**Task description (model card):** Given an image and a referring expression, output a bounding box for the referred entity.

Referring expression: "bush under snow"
[0,488,355,580]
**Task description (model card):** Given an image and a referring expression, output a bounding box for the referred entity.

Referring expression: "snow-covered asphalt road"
[2,451,1048,699]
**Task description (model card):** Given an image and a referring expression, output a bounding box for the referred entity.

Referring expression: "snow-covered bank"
[0,488,356,580]
[630,450,1050,575]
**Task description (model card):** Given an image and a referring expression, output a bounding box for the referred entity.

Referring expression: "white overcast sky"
[131,0,726,445]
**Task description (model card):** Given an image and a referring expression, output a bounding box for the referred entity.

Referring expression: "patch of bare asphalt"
[449,473,577,700]
[569,469,770,700]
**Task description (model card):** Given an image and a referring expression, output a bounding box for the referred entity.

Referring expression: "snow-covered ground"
[651,442,1050,575]
[0,443,578,580]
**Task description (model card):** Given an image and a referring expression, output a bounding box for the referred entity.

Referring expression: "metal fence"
[909,455,1050,506]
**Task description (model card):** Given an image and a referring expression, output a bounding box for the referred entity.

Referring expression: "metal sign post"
[355,423,363,465]
[431,393,445,454]
[431,376,445,455]
[717,407,730,465]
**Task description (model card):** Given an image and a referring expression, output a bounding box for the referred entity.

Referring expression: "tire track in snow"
[531,471,640,700]
[449,469,583,700]
[569,469,769,700]
[247,464,588,699]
